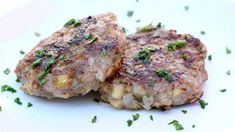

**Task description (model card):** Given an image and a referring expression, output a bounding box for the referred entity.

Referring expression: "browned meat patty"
[15,13,125,99]
[99,25,208,110]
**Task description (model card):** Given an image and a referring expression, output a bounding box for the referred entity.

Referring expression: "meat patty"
[15,13,125,99]
[99,25,208,110]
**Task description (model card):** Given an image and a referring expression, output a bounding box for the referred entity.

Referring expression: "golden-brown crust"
[99,27,207,110]
[15,12,126,99]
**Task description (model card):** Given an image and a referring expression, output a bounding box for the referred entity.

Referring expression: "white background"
[0,0,235,132]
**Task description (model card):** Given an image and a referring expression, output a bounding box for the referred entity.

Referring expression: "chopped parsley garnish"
[34,49,55,85]
[226,70,231,76]
[0,106,2,112]
[34,32,41,37]
[192,124,195,128]
[36,49,47,58]
[127,119,133,127]
[150,115,153,121]
[64,18,81,27]
[64,18,75,26]
[86,37,98,45]
[16,79,20,82]
[199,99,208,109]
[14,97,22,105]
[156,69,173,83]
[200,31,206,35]
[167,40,187,51]
[1,85,17,93]
[101,48,107,57]
[92,116,97,123]
[127,10,134,17]
[208,55,212,61]
[136,19,141,23]
[219,89,226,92]
[38,69,50,85]
[20,50,25,54]
[138,24,154,33]
[184,6,189,11]
[181,110,187,114]
[44,56,55,70]
[31,58,42,69]
[83,33,92,40]
[132,113,140,121]
[74,20,81,27]
[156,22,162,28]
[138,48,155,64]
[3,68,10,75]
[93,98,100,103]
[226,47,231,54]
[27,102,33,108]
[168,120,184,131]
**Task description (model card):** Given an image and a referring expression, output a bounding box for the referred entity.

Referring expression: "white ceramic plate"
[0,0,235,132]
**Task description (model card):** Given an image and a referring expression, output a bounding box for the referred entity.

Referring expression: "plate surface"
[0,0,235,132]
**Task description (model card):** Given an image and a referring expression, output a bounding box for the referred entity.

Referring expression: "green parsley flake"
[184,6,189,11]
[136,19,141,23]
[14,97,22,105]
[44,56,55,70]
[74,20,81,27]
[33,49,57,85]
[3,68,10,75]
[27,102,33,108]
[226,70,231,76]
[20,50,25,55]
[132,113,140,121]
[92,116,97,123]
[64,18,81,27]
[64,18,76,27]
[32,58,42,69]
[38,69,50,85]
[138,48,155,64]
[208,55,212,61]
[127,119,133,127]
[181,110,187,114]
[226,47,231,54]
[0,106,2,112]
[138,24,154,33]
[192,124,195,128]
[83,33,92,40]
[219,89,226,92]
[156,22,162,28]
[200,31,206,35]
[36,49,47,58]
[168,40,187,51]
[34,32,41,37]
[199,99,208,109]
[156,69,173,83]
[16,79,20,83]
[127,10,134,17]
[168,120,184,131]
[1,85,17,93]
[150,115,153,121]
